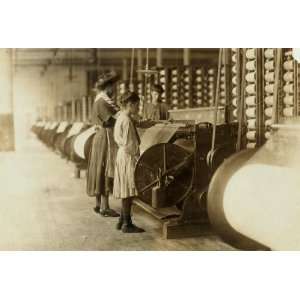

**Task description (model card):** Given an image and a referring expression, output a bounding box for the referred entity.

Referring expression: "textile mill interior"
[1,48,300,251]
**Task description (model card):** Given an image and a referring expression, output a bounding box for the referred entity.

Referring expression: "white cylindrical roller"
[264,96,274,106]
[283,72,293,82]
[246,72,256,82]
[283,60,293,71]
[246,130,256,141]
[232,65,237,73]
[74,126,96,159]
[283,107,294,117]
[220,99,226,105]
[246,107,256,118]
[264,107,273,118]
[246,49,256,59]
[246,60,256,71]
[246,142,256,149]
[264,49,274,59]
[245,96,256,106]
[246,84,256,94]
[283,95,294,105]
[247,119,256,130]
[283,84,294,94]
[265,61,274,70]
[264,72,274,82]
[265,84,274,94]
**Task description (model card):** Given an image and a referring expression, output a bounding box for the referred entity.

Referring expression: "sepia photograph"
[1,48,299,251]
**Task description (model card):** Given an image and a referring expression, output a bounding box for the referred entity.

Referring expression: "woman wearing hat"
[142,84,169,121]
[86,71,120,217]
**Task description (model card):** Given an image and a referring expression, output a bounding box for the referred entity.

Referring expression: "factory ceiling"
[14,48,219,73]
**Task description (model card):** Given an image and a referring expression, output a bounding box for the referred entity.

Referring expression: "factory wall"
[0,49,14,151]
[13,65,87,150]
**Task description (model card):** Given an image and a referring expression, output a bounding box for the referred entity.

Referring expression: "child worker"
[113,91,145,233]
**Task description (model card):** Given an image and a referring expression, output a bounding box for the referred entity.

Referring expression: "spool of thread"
[233,108,238,118]
[232,97,237,107]
[221,75,225,83]
[246,72,256,82]
[221,68,225,75]
[246,49,256,59]
[245,96,256,106]
[172,85,178,90]
[184,99,190,105]
[196,91,202,97]
[264,72,274,82]
[265,61,274,70]
[196,77,202,83]
[220,91,226,97]
[246,130,256,141]
[220,99,226,105]
[232,66,237,73]
[172,99,178,105]
[184,84,190,90]
[283,107,294,117]
[171,69,178,75]
[232,87,237,96]
[283,84,294,94]
[283,72,293,82]
[208,69,215,75]
[246,142,256,149]
[220,83,225,90]
[184,92,190,97]
[196,100,202,105]
[264,49,274,59]
[265,131,271,139]
[232,54,237,63]
[160,77,166,83]
[264,107,273,118]
[184,69,189,75]
[264,96,274,106]
[265,119,272,126]
[184,77,190,83]
[246,61,256,71]
[159,70,165,75]
[283,95,294,105]
[232,48,237,52]
[172,92,178,97]
[196,69,202,75]
[247,119,256,130]
[232,76,237,85]
[246,107,256,118]
[283,60,293,71]
[246,84,256,94]
[172,77,178,83]
[208,77,214,82]
[265,84,274,94]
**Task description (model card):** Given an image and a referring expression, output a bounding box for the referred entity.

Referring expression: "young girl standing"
[113,91,145,233]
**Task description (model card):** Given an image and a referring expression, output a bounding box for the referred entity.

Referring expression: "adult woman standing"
[86,71,120,217]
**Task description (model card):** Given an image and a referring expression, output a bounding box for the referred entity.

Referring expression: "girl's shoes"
[100,208,120,217]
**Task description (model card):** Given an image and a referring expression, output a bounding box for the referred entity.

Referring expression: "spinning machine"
[207,48,300,250]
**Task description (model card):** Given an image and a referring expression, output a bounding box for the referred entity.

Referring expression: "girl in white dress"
[113,92,145,233]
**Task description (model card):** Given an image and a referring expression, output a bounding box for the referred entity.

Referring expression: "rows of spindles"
[170,68,179,109]
[282,50,295,118]
[245,48,257,149]
[181,67,192,108]
[263,48,275,140]
[231,48,238,121]
[193,68,204,106]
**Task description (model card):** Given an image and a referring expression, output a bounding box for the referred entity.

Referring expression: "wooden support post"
[183,48,191,66]
[156,48,163,67]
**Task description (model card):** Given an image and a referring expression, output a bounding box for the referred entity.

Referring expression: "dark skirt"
[86,128,113,197]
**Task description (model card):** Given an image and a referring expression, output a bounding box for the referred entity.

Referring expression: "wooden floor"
[0,134,235,250]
